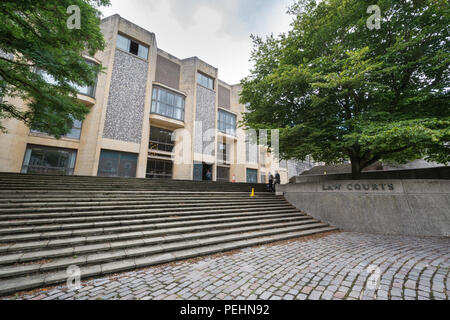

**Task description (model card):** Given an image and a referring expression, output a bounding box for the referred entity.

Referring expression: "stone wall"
[278,179,450,237]
[291,166,450,183]
[155,54,180,90]
[103,49,148,143]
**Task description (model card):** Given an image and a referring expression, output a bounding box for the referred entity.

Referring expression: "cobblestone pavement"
[2,232,449,300]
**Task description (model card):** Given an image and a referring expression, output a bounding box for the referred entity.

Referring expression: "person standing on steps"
[274,171,281,191]
[268,172,274,192]
[206,169,212,181]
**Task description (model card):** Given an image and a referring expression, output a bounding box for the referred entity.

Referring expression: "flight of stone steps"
[0,173,337,296]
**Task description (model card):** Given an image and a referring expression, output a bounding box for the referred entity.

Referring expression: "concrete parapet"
[278,179,450,237]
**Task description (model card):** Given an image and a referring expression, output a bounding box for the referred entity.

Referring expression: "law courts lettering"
[322,183,395,192]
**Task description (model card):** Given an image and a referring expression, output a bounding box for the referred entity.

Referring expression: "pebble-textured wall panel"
[195,85,216,156]
[103,50,148,143]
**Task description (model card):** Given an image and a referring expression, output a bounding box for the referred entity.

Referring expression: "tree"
[240,0,450,179]
[0,0,110,137]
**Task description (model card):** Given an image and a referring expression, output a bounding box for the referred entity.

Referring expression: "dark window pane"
[150,127,175,153]
[151,87,185,121]
[129,40,139,55]
[146,159,173,179]
[98,150,137,178]
[217,166,230,182]
[23,145,76,175]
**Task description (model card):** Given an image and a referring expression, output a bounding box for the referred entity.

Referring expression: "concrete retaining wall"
[278,180,450,237]
[291,166,449,183]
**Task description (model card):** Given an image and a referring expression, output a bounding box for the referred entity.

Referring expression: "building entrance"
[193,162,213,181]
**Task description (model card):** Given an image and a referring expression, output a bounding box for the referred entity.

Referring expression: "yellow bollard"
[251,188,255,197]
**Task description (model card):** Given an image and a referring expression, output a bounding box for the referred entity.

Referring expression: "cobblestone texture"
[2,232,449,300]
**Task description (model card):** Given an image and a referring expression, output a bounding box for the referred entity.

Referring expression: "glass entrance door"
[246,168,258,183]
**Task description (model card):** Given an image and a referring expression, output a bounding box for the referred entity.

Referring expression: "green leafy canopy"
[240,0,450,177]
[0,0,110,137]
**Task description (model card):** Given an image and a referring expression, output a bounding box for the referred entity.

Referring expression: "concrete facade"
[278,179,450,237]
[0,15,293,184]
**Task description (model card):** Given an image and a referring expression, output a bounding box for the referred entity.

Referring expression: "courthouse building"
[0,15,315,183]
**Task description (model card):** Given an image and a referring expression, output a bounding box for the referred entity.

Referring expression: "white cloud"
[100,0,294,84]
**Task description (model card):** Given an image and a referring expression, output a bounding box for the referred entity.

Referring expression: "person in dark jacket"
[274,171,281,190]
[268,173,274,192]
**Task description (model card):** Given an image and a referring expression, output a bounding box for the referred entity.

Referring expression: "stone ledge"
[281,179,450,237]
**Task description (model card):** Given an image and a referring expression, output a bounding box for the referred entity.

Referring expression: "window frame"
[149,127,175,153]
[97,150,138,178]
[151,86,185,122]
[21,145,77,176]
[30,115,83,141]
[116,33,149,60]
[218,109,237,136]
[146,158,173,179]
[217,166,230,182]
[217,141,229,165]
[36,59,98,98]
[197,72,214,90]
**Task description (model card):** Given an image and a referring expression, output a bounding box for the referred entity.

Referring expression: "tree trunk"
[350,157,362,180]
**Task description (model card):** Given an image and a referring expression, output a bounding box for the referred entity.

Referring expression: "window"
[260,150,266,166]
[149,127,175,153]
[116,34,149,60]
[64,118,83,140]
[72,60,97,97]
[36,60,97,97]
[217,142,229,164]
[218,109,237,136]
[37,69,58,86]
[146,159,173,179]
[197,72,214,90]
[151,86,185,121]
[260,173,267,184]
[31,115,83,140]
[97,150,138,178]
[21,145,77,175]
[217,166,230,182]
[246,169,258,183]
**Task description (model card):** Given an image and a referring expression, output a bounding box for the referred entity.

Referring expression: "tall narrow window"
[217,142,229,164]
[218,109,237,136]
[72,60,98,97]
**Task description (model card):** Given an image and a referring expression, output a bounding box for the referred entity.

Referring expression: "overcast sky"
[100,0,294,84]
